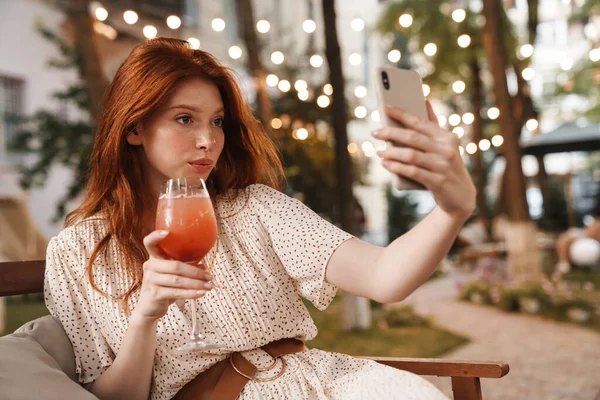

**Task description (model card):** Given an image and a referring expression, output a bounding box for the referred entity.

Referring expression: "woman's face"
[127,76,226,191]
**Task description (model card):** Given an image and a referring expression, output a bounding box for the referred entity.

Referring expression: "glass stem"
[190,300,203,341]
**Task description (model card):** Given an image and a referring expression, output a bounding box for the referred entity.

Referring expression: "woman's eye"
[176,116,192,124]
[214,118,224,127]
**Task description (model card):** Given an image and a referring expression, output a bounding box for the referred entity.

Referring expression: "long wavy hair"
[66,38,284,307]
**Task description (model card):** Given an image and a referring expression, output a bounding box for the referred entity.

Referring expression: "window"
[0,75,25,156]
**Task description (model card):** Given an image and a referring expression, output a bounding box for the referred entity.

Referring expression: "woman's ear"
[126,126,143,145]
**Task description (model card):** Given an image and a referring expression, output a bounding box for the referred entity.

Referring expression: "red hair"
[66,37,284,306]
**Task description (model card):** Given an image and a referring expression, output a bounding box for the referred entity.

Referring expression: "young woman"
[44,37,475,400]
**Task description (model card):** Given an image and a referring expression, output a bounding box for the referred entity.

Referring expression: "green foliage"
[7,24,94,220]
[381,305,431,327]
[386,184,419,243]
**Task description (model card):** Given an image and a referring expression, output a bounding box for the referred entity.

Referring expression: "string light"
[452,9,466,22]
[310,54,323,68]
[355,106,367,118]
[349,53,362,66]
[438,116,447,126]
[487,107,500,120]
[362,141,375,155]
[466,143,478,154]
[453,80,466,93]
[123,10,138,24]
[459,146,465,156]
[278,80,291,92]
[295,80,308,91]
[187,37,200,49]
[143,25,157,39]
[212,18,225,32]
[522,67,535,81]
[453,127,465,137]
[388,49,401,63]
[462,112,475,125]
[256,20,270,33]
[492,135,504,147]
[323,84,333,95]
[560,58,574,71]
[317,95,330,108]
[371,110,380,122]
[449,114,461,126]
[271,51,284,64]
[590,48,600,62]
[166,15,181,29]
[303,19,316,33]
[354,86,367,98]
[271,118,282,129]
[424,43,437,56]
[399,14,413,28]
[296,128,308,140]
[94,22,117,40]
[526,118,539,131]
[298,90,309,101]
[422,84,431,97]
[351,18,365,31]
[95,7,108,21]
[520,44,534,58]
[348,143,359,154]
[458,34,471,48]
[479,139,491,151]
[266,74,279,87]
[228,46,242,59]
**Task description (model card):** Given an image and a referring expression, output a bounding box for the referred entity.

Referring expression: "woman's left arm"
[325,102,476,304]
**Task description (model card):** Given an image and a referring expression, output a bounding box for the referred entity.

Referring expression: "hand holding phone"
[374,67,429,191]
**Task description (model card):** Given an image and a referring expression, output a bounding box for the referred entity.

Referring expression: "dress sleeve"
[44,233,114,384]
[248,184,355,310]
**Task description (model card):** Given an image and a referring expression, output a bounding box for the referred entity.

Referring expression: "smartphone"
[375,66,429,191]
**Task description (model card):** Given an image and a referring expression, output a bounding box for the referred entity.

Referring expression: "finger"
[425,100,438,123]
[143,230,170,259]
[373,127,440,153]
[151,273,214,291]
[384,105,441,138]
[377,146,446,172]
[154,287,208,301]
[381,160,441,189]
[150,259,214,281]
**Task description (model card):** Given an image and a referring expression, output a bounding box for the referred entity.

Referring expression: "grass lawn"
[3,296,469,360]
[306,297,468,358]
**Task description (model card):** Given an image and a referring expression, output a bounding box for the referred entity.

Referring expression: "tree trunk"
[482,0,542,280]
[234,0,274,135]
[322,0,369,330]
[64,0,109,123]
[470,60,490,232]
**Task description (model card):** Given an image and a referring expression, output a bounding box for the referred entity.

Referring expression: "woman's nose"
[195,128,216,150]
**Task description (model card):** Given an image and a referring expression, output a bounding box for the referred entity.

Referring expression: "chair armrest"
[361,357,509,379]
[0,260,45,297]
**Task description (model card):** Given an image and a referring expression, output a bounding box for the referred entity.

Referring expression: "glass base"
[174,338,220,354]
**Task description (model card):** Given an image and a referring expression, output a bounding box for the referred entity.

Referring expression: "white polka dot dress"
[44,184,448,400]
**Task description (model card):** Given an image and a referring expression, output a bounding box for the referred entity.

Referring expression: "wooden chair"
[0,260,509,400]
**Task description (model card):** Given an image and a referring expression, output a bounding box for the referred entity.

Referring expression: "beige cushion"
[0,316,97,399]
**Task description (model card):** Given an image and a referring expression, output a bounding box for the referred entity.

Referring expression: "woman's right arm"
[86,230,214,400]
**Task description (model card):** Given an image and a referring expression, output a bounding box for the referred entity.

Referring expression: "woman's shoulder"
[215,184,288,218]
[49,215,109,257]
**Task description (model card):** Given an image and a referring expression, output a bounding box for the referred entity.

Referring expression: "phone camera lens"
[382,71,390,90]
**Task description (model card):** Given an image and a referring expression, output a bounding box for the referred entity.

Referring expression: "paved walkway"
[397,275,600,400]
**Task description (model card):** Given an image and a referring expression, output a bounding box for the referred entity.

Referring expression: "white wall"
[0,0,78,239]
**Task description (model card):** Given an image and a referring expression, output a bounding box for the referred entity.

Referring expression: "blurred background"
[1,0,599,398]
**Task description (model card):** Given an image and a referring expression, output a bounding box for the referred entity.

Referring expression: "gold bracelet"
[229,355,287,382]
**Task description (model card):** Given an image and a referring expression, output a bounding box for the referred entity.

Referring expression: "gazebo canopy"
[520,122,600,156]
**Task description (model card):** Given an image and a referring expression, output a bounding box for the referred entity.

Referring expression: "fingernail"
[157,230,169,237]
[376,150,384,157]
[196,290,206,296]
[371,130,380,138]
[204,282,213,289]
[206,274,214,280]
